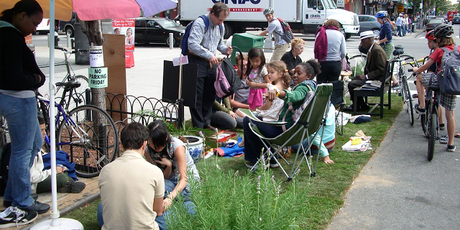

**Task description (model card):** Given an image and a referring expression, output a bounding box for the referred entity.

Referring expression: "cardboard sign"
[88,67,108,88]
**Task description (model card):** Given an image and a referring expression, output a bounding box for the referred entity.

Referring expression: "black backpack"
[214,47,243,98]
[0,143,11,196]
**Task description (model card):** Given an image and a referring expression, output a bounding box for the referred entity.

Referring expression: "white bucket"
[90,46,104,68]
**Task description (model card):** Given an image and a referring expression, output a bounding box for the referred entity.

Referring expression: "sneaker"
[447,145,456,152]
[22,201,50,214]
[0,207,37,228]
[415,104,426,114]
[58,181,86,193]
[269,159,280,168]
[439,123,445,130]
[245,161,257,169]
[439,135,448,144]
[3,194,38,208]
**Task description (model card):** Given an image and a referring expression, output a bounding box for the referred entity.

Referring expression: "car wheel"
[65,26,74,37]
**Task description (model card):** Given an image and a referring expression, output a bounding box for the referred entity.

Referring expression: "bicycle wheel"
[73,75,89,96]
[57,105,119,177]
[403,76,414,126]
[421,99,430,137]
[427,107,437,161]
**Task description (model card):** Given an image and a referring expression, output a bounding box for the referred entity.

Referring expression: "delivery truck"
[178,0,360,39]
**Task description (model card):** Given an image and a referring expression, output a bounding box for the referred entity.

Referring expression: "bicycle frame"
[38,95,87,147]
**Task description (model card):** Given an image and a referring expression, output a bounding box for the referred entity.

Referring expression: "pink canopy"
[0,0,177,21]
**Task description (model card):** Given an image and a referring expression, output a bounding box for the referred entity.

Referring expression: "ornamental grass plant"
[65,94,402,230]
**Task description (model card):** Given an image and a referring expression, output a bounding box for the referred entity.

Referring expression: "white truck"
[178,0,359,39]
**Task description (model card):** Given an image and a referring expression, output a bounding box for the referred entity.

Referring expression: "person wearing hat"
[375,11,394,60]
[260,8,289,62]
[345,31,387,111]
[396,13,404,37]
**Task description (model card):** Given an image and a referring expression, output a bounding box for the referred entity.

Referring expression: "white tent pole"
[48,0,60,227]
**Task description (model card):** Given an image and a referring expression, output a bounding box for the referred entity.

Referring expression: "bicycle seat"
[394,45,404,50]
[56,81,81,91]
[393,49,404,56]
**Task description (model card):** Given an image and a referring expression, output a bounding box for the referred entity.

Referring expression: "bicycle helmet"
[433,24,454,38]
[263,8,274,15]
[425,30,435,40]
[375,11,388,18]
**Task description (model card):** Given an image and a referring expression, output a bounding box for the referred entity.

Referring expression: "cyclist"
[375,11,394,61]
[413,24,457,152]
[414,30,445,134]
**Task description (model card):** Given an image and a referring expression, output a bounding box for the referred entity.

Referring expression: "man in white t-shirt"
[97,122,166,230]
[259,8,289,62]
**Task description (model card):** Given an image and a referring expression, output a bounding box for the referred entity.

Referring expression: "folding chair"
[240,84,333,180]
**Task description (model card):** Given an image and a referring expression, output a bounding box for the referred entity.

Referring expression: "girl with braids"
[243,59,322,168]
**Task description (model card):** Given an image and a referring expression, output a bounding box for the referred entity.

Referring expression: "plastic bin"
[231,33,264,65]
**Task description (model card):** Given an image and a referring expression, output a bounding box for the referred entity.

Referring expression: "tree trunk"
[80,20,106,112]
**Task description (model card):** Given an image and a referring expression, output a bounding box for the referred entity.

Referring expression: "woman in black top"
[0,0,49,219]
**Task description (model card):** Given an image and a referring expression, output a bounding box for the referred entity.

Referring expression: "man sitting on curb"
[345,31,387,111]
[97,122,166,230]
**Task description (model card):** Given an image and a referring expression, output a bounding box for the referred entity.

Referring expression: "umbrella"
[0,0,178,21]
[0,0,177,229]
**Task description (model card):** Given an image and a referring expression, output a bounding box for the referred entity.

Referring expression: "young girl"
[413,24,457,152]
[245,47,270,110]
[145,120,200,213]
[257,61,291,121]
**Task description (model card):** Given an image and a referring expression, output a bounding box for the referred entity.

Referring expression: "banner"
[113,19,135,52]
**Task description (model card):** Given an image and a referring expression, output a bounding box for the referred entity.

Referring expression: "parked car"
[358,15,381,34]
[424,15,436,25]
[425,18,444,31]
[453,16,460,24]
[59,12,76,37]
[36,18,50,35]
[134,17,185,47]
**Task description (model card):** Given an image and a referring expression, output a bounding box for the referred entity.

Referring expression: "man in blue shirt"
[187,3,233,128]
[375,11,394,60]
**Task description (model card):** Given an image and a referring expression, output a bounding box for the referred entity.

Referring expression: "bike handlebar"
[54,46,89,54]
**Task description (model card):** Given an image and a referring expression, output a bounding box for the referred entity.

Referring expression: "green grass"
[64,94,403,230]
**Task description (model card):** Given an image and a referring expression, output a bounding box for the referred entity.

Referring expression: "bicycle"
[39,47,89,101]
[37,81,119,177]
[408,68,439,161]
[390,48,417,126]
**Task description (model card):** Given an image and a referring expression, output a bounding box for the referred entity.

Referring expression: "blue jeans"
[0,93,41,208]
[243,116,283,162]
[97,202,167,230]
[163,179,196,216]
[397,26,402,36]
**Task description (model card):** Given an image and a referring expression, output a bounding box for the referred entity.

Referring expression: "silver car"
[358,15,381,35]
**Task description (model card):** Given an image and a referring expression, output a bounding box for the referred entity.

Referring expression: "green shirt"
[278,82,316,128]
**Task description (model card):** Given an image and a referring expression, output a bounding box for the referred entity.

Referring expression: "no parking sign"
[88,67,108,88]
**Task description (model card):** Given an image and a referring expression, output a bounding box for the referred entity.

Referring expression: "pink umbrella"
[0,0,178,21]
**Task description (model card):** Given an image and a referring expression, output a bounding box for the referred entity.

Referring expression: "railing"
[105,93,183,129]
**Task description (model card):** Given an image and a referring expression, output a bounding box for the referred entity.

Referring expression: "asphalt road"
[327,28,460,229]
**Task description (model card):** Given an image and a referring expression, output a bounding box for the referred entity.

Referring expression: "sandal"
[455,132,460,138]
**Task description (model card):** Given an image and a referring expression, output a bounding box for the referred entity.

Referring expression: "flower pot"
[182,135,203,163]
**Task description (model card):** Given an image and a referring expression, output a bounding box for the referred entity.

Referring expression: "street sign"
[88,67,108,88]
[337,0,345,7]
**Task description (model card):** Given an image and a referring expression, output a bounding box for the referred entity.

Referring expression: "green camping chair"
[240,83,333,180]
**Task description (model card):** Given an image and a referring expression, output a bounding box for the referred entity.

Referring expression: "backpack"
[437,46,460,95]
[181,15,223,55]
[0,143,11,196]
[214,47,243,98]
[275,18,294,43]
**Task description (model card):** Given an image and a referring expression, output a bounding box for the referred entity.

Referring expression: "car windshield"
[155,20,179,28]
[322,0,337,9]
[429,19,443,24]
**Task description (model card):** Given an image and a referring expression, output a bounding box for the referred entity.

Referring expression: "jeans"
[317,61,342,84]
[97,202,167,230]
[397,26,402,36]
[211,111,237,130]
[243,116,283,162]
[163,179,196,216]
[0,93,41,208]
